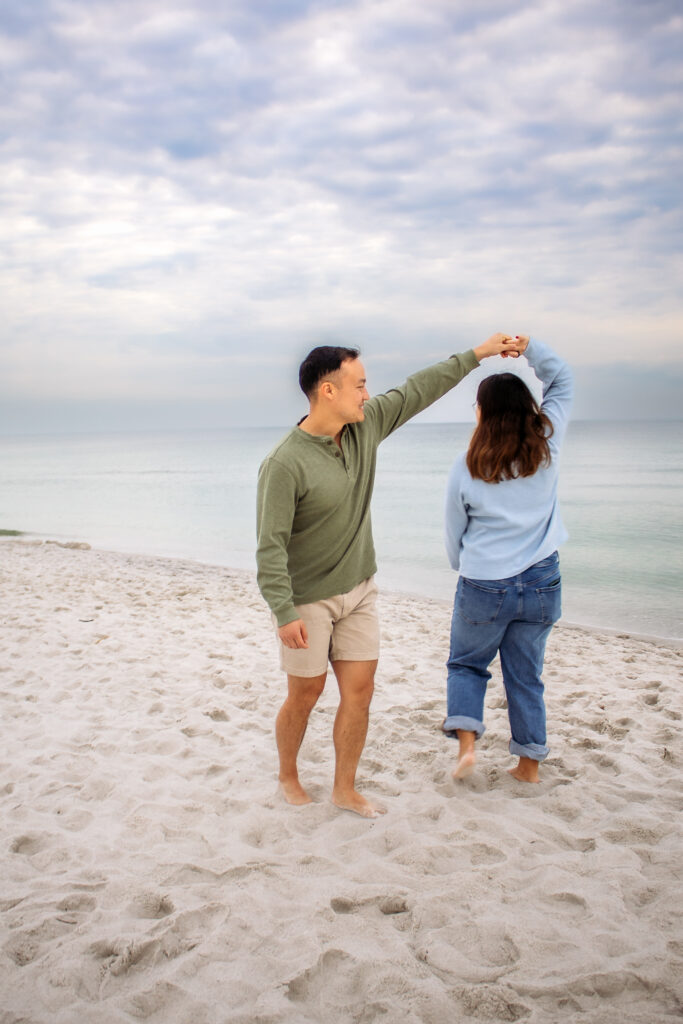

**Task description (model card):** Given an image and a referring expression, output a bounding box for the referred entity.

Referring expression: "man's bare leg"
[276,672,327,804]
[330,659,385,818]
[453,729,476,780]
[508,756,540,783]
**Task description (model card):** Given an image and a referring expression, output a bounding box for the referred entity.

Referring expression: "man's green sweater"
[256,350,480,626]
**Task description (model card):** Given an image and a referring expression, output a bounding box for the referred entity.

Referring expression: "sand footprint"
[602,818,668,846]
[544,890,588,915]
[56,892,98,919]
[203,707,229,722]
[451,983,529,1022]
[4,915,76,967]
[127,892,175,919]
[55,808,94,832]
[9,833,50,856]
[286,948,358,1006]
[91,936,155,977]
[590,753,620,774]
[330,892,411,918]
[92,903,225,980]
[468,842,507,865]
[4,933,43,967]
[414,920,521,986]
[123,980,210,1022]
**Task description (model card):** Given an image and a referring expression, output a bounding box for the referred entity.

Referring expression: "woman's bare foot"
[452,749,476,780]
[331,789,386,819]
[452,728,476,780]
[279,777,313,805]
[508,757,540,783]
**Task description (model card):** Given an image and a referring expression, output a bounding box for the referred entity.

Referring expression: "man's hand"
[473,333,519,361]
[279,618,309,649]
[502,334,529,358]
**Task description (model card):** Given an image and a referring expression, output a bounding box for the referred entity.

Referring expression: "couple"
[256,332,573,818]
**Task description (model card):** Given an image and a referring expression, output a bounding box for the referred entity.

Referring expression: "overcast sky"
[1,0,681,433]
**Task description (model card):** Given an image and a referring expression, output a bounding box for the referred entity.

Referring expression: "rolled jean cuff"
[509,739,549,762]
[442,715,486,740]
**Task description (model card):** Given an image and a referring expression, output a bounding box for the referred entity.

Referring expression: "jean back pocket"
[456,577,507,626]
[535,577,562,625]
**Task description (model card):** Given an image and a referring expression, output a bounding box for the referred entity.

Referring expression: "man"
[256,332,518,818]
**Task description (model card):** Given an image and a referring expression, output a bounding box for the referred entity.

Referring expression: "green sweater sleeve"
[363,350,480,441]
[256,457,299,627]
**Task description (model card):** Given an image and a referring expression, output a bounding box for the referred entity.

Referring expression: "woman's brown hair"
[467,373,554,483]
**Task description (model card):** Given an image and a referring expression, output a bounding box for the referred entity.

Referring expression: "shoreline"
[4,533,682,649]
[2,536,682,1022]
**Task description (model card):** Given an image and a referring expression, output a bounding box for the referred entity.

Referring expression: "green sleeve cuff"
[458,349,480,370]
[275,606,300,628]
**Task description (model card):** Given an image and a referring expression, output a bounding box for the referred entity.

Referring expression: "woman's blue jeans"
[443,552,561,761]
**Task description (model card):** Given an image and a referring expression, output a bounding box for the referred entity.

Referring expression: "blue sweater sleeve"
[444,455,469,570]
[525,338,573,452]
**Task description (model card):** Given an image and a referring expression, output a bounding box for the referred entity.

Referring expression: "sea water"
[1,422,681,640]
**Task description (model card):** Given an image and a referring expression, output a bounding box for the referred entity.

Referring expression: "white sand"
[1,538,682,1024]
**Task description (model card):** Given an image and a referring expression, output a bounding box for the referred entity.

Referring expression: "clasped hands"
[473,333,530,362]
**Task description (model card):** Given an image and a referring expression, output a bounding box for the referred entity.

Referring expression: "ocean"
[1,421,681,640]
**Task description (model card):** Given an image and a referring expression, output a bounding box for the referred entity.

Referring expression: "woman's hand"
[473,333,519,361]
[502,334,529,358]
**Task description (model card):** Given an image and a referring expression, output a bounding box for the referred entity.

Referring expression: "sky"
[1,0,682,433]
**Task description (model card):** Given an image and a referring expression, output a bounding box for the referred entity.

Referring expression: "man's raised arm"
[363,333,517,442]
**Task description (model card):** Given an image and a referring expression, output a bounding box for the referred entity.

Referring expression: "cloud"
[0,0,681,430]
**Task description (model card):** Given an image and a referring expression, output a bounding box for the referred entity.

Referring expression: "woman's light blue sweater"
[445,338,573,581]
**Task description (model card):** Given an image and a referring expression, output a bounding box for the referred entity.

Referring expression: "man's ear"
[318,381,336,400]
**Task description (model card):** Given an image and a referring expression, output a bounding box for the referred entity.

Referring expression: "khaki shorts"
[273,577,380,677]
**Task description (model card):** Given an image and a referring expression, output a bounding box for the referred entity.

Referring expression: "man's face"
[330,358,370,424]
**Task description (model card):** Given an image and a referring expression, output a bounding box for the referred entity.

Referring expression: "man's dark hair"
[298,345,361,399]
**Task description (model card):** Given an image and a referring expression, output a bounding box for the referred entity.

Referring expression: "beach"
[1,537,682,1023]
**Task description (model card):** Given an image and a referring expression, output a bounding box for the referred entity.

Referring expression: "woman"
[443,336,573,783]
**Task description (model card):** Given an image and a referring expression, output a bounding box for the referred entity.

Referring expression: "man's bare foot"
[452,749,476,780]
[279,778,313,805]
[508,757,540,784]
[331,790,387,819]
